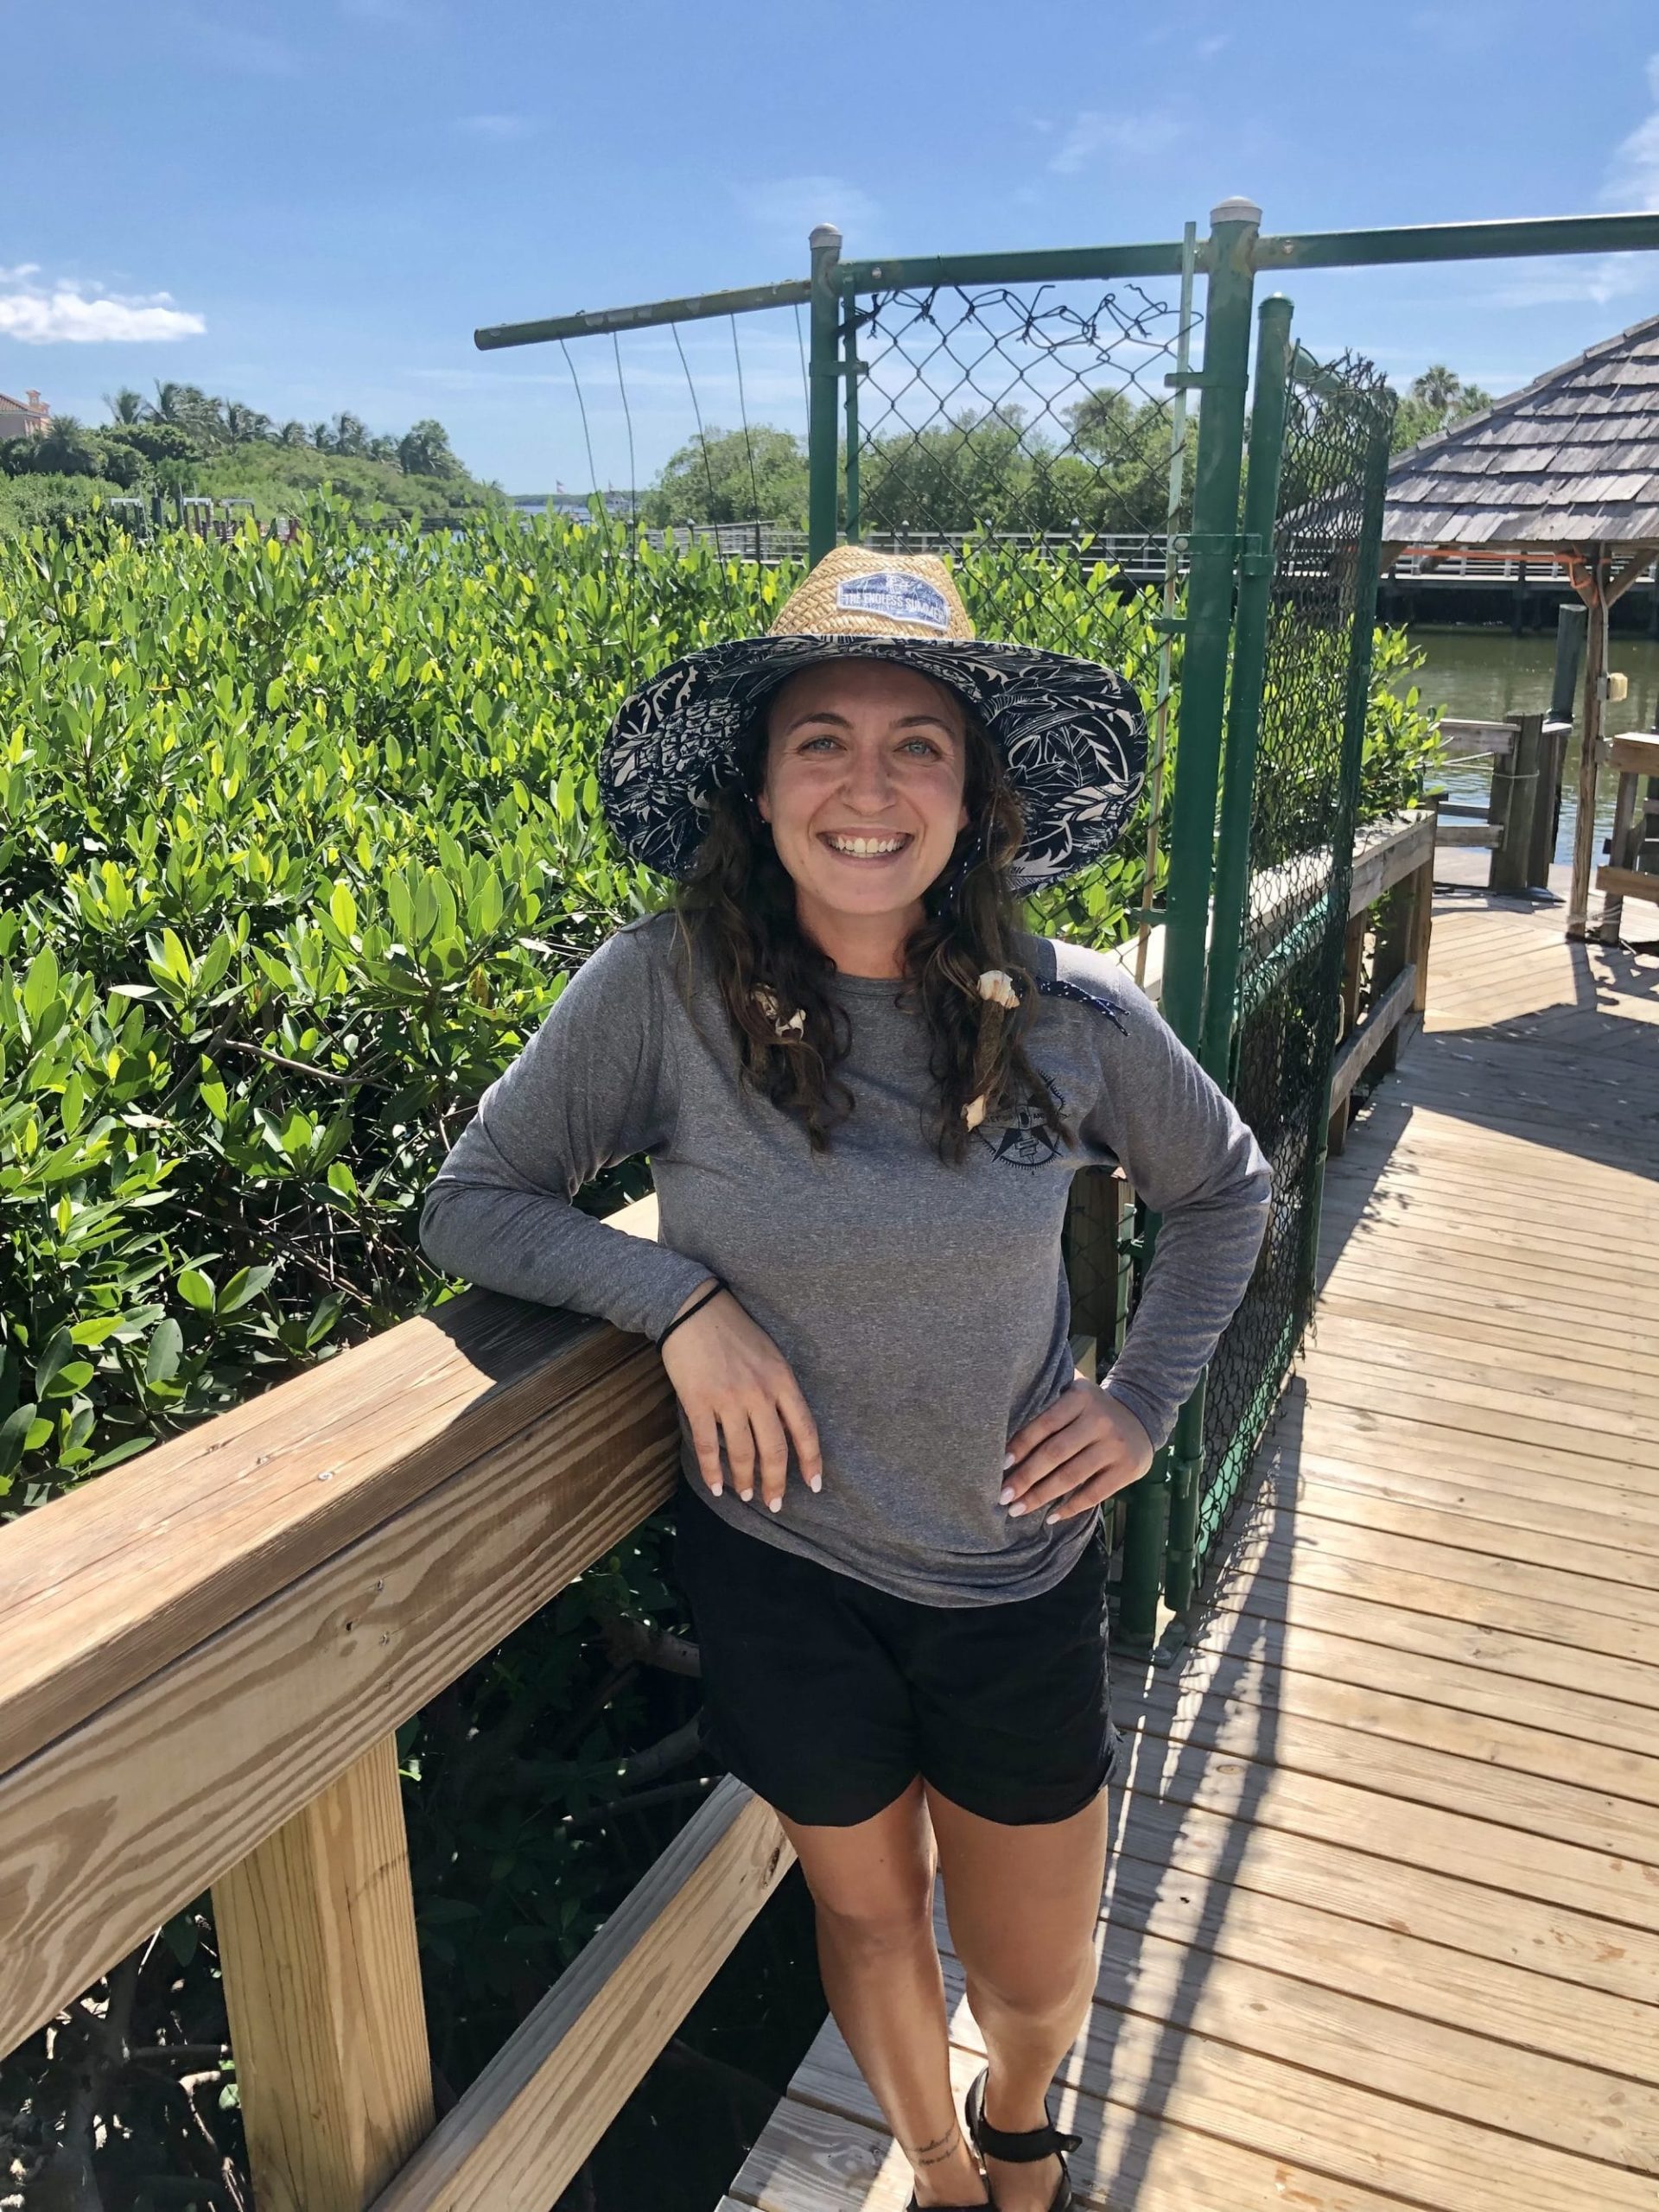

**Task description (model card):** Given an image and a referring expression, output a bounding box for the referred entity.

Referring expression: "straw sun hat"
[598,544,1148,897]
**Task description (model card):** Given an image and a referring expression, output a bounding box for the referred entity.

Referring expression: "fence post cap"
[809,223,842,251]
[1210,195,1263,226]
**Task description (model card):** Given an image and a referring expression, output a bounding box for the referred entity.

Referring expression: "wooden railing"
[1327,808,1440,1155]
[1595,731,1659,938]
[0,1245,795,2212]
[1431,714,1565,895]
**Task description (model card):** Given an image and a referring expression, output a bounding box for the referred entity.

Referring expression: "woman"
[422,547,1271,2212]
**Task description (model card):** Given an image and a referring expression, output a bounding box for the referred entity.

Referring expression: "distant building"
[0,388,50,441]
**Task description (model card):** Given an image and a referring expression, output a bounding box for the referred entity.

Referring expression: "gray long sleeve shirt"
[421,912,1271,1606]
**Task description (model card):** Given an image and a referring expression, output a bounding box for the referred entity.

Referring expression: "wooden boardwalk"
[721,885,1659,2212]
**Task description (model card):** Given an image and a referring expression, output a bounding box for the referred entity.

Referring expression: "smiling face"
[756,658,973,974]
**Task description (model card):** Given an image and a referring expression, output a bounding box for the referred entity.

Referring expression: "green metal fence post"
[1116,196,1261,1651]
[1297,404,1395,1316]
[1198,294,1294,1087]
[843,297,862,543]
[808,225,843,563]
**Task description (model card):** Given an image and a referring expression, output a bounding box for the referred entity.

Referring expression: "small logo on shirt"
[976,1074,1065,1169]
[835,571,952,631]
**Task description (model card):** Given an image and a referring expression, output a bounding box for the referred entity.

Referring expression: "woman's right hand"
[658,1282,823,1512]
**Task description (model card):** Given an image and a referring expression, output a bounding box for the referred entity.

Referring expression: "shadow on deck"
[724,887,1659,2211]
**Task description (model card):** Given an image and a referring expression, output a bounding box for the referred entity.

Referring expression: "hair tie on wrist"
[657,1276,727,1350]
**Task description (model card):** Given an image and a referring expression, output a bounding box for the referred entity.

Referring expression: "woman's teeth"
[823,834,911,857]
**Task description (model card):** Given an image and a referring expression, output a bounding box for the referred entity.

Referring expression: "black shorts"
[671,1479,1118,1829]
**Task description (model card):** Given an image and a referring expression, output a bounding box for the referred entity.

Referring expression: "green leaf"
[177,1268,216,1312]
[42,1358,94,1401]
[33,1325,75,1397]
[329,880,359,937]
[22,944,59,1025]
[145,1318,183,1389]
[69,1313,130,1347]
[216,1263,275,1315]
[0,1405,39,1478]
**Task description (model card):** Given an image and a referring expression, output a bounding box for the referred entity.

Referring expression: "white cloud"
[1603,53,1659,210]
[0,273,206,344]
[1049,110,1182,175]
[454,112,535,140]
[1197,34,1230,59]
[1486,254,1648,309]
[734,175,881,240]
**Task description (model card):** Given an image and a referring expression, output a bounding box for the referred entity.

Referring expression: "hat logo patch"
[834,571,951,631]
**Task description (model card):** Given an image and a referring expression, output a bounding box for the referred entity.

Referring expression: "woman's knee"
[784,1780,935,1955]
[812,1873,936,1960]
[964,1937,1096,2026]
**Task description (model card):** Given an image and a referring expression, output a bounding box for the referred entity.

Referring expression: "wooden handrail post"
[215,1733,435,2212]
[1491,712,1547,896]
[1405,794,1440,1051]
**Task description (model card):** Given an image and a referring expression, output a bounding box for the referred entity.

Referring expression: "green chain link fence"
[1194,341,1398,1586]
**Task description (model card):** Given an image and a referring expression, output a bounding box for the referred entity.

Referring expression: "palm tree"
[329,411,368,456]
[279,421,310,447]
[149,382,226,443]
[1411,364,1463,413]
[225,402,273,444]
[104,388,147,424]
[30,415,102,477]
[398,418,457,476]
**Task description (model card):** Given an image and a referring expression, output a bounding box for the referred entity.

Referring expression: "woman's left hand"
[1000,1380,1155,1524]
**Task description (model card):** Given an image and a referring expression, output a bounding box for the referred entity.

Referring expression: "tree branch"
[223,1038,356,1084]
[600,1615,702,1679]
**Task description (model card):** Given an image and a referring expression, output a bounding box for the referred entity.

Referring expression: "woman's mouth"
[818,831,914,864]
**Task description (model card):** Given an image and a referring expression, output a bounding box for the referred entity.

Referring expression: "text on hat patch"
[835,571,951,631]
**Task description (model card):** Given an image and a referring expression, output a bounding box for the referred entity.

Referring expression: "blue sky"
[8,0,1659,492]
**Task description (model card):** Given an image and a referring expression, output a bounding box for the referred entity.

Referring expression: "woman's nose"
[842,747,897,808]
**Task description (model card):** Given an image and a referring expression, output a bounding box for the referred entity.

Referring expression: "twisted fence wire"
[849,281,1196,682]
[1195,349,1396,1572]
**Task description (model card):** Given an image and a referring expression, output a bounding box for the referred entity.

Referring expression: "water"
[1399,627,1659,867]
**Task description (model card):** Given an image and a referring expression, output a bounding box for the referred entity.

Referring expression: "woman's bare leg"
[926,1784,1109,2212]
[779,1779,988,2208]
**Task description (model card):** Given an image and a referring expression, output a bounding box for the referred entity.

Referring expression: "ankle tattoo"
[909,2126,962,2169]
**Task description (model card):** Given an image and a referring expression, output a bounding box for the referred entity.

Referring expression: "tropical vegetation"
[1389,362,1496,454]
[0,380,505,533]
[641,388,1180,537]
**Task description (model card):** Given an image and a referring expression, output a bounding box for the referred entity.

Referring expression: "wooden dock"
[721,886,1659,2212]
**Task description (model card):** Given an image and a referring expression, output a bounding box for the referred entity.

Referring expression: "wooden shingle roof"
[1383,309,1659,550]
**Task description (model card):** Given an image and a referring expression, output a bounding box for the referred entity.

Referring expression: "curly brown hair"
[661,682,1078,1166]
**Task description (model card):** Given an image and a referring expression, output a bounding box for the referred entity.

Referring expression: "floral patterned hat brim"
[598,635,1148,896]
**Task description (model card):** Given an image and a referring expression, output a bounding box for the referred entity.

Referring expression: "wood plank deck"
[725,886,1659,2212]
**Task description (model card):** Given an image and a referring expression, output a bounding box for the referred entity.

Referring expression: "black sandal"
[964,2064,1081,2212]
